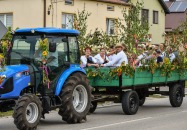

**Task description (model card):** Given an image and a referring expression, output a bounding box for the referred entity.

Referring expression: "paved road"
[0,97,187,130]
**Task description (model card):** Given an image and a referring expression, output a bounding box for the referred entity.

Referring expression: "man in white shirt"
[101,44,128,67]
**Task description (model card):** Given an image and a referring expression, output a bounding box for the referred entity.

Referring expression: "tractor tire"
[13,94,42,130]
[169,83,183,107]
[89,101,97,114]
[58,72,91,123]
[122,91,139,115]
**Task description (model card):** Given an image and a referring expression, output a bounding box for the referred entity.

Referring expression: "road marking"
[81,117,152,130]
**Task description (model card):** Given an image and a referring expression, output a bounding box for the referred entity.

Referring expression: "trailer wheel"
[122,91,139,115]
[89,101,97,114]
[58,72,91,123]
[169,84,183,107]
[136,89,146,106]
[139,95,146,106]
[13,94,42,130]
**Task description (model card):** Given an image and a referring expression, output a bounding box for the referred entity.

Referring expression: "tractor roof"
[15,27,80,35]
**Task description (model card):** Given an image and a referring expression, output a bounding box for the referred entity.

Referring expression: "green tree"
[118,1,149,54]
[74,10,91,52]
[74,10,118,53]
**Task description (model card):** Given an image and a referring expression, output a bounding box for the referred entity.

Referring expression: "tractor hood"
[0,65,29,78]
[0,65,31,99]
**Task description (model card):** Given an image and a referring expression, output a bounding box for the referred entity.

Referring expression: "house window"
[65,0,74,5]
[153,11,158,24]
[0,13,13,28]
[106,18,116,35]
[141,9,149,24]
[62,13,74,29]
[107,5,114,11]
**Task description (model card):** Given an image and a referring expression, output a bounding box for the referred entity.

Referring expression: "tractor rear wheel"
[58,72,91,123]
[13,94,42,130]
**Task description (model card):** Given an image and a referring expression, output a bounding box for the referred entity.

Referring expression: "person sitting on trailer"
[134,44,149,66]
[166,46,176,63]
[100,44,128,67]
[94,47,109,65]
[159,43,166,58]
[156,50,163,64]
[80,47,99,68]
[107,45,116,61]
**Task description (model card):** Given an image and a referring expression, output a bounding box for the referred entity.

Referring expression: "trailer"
[88,67,186,115]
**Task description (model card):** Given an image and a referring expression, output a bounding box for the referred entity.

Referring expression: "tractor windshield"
[10,35,79,67]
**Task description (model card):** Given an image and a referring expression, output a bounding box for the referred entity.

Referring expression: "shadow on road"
[40,119,66,126]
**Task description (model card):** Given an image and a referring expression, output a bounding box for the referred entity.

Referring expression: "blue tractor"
[0,28,91,130]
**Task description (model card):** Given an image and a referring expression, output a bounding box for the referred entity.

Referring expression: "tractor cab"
[9,28,80,93]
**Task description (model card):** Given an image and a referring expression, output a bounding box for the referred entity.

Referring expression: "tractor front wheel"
[13,94,42,130]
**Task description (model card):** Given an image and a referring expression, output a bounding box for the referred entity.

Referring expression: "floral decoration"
[0,40,9,72]
[39,38,50,88]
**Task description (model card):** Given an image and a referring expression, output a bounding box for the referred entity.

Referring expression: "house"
[132,0,169,44]
[0,0,169,44]
[0,0,129,35]
[165,0,187,32]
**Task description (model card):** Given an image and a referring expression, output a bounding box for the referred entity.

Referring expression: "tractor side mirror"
[49,42,56,52]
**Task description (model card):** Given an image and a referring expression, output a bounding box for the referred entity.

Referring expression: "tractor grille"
[0,77,14,94]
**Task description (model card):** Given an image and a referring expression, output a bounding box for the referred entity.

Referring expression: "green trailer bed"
[88,67,185,87]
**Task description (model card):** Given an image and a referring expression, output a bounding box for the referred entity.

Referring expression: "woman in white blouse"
[80,47,99,68]
[94,48,109,65]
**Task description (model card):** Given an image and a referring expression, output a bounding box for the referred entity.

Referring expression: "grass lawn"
[0,110,13,117]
